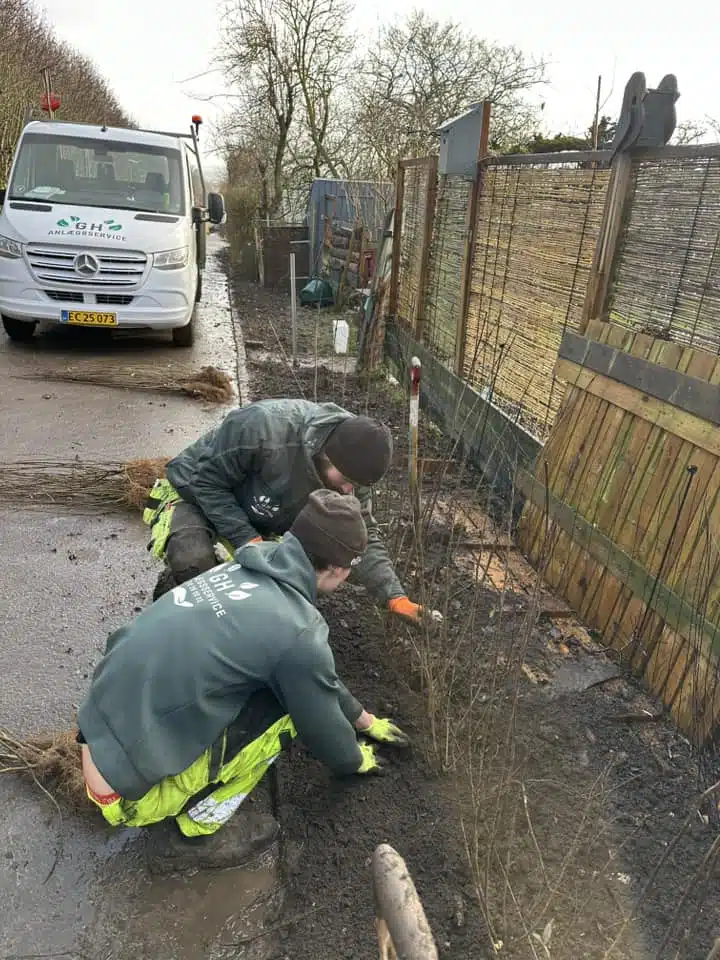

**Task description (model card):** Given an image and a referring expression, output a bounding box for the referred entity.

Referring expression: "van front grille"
[45,290,84,303]
[27,244,147,288]
[96,294,134,305]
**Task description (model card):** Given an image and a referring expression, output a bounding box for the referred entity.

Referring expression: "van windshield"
[8,133,185,215]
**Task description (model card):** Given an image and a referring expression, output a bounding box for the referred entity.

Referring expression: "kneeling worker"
[76,490,409,842]
[144,398,436,625]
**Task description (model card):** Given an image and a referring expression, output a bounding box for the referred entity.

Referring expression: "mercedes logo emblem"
[74,252,100,277]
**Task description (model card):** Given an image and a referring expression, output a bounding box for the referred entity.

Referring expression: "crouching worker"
[76,490,409,848]
[145,397,439,626]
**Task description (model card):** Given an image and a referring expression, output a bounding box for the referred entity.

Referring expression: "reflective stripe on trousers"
[87,714,296,837]
[142,477,183,560]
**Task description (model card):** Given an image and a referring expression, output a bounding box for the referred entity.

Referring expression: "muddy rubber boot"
[152,566,177,602]
[145,810,280,876]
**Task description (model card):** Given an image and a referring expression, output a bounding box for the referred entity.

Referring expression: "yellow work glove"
[387,596,443,625]
[356,742,385,775]
[363,716,410,748]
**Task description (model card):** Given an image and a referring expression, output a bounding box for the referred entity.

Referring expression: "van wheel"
[2,315,37,342]
[172,314,194,347]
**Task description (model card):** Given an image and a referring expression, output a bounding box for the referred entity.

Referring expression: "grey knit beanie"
[290,489,368,568]
[323,416,393,486]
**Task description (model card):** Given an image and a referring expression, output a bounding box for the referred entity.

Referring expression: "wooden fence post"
[413,155,438,343]
[578,150,634,333]
[388,162,406,321]
[454,100,491,377]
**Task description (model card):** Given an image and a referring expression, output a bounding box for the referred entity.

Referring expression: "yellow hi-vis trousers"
[87,696,296,837]
[142,477,184,559]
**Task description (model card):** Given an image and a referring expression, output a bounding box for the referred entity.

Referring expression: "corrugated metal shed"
[306,178,393,275]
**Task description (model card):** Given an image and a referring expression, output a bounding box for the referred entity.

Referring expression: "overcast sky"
[41,0,717,178]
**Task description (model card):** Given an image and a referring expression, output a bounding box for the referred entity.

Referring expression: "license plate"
[61,310,117,327]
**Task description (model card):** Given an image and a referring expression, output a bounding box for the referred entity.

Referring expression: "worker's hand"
[362,715,410,748]
[247,536,263,544]
[388,596,443,626]
[356,742,385,775]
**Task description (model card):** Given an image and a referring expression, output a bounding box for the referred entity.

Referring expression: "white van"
[0,117,225,347]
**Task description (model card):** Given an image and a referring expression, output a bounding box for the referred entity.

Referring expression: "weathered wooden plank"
[536,395,612,591]
[490,149,612,167]
[554,359,720,457]
[518,385,589,556]
[633,142,720,160]
[664,461,720,595]
[399,157,435,170]
[632,438,693,572]
[629,341,719,578]
[580,152,634,332]
[558,405,628,601]
[582,564,623,635]
[517,469,720,658]
[558,332,720,425]
[628,608,669,677]
[644,454,716,593]
[668,644,720,744]
[595,416,654,537]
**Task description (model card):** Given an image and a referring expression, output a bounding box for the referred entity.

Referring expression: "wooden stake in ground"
[409,356,422,522]
[372,843,438,960]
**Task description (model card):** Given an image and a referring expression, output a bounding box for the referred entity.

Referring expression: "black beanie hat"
[323,416,393,486]
[290,489,368,568]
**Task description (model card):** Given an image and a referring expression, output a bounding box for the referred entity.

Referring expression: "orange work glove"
[388,596,422,622]
[247,536,263,544]
[388,596,444,625]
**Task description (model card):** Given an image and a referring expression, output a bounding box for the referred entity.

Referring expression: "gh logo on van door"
[74,252,99,277]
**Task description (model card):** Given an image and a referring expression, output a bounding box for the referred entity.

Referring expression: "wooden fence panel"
[463,159,610,441]
[606,152,720,354]
[395,159,435,332]
[517,319,720,743]
[422,174,471,365]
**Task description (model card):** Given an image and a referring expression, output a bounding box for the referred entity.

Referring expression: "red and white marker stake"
[409,357,421,516]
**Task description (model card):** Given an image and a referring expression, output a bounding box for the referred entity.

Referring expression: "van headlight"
[0,235,23,259]
[153,246,189,270]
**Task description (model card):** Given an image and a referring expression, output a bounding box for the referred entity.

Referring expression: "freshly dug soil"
[232,267,720,960]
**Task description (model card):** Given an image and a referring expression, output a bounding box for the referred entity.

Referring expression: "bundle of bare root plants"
[0,728,88,809]
[15,364,234,404]
[0,457,168,510]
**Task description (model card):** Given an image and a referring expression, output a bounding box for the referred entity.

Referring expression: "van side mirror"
[207,192,225,225]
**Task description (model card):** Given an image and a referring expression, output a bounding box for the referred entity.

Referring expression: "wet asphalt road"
[0,238,274,959]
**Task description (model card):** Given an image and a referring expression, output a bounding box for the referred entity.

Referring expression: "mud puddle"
[93,847,278,960]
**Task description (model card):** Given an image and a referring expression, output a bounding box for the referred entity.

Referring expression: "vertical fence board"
[518,322,720,743]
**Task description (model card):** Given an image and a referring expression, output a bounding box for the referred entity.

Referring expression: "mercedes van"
[0,117,225,347]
